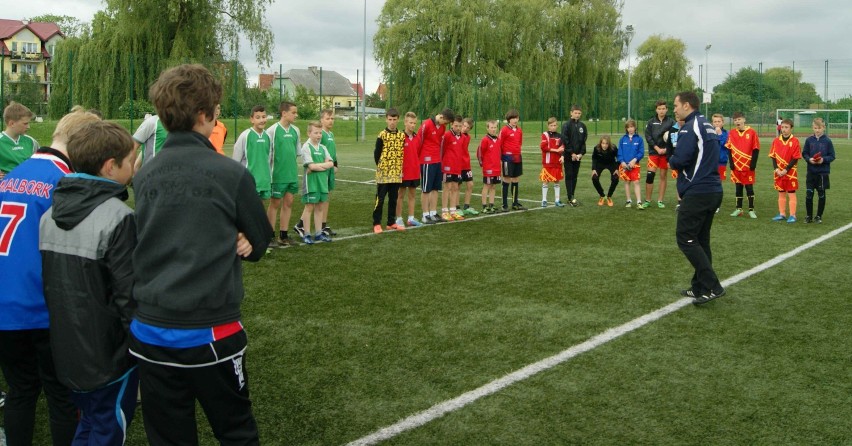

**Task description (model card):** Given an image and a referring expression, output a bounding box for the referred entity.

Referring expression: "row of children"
[1,65,273,444]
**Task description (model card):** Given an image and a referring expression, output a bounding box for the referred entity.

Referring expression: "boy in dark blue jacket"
[40,121,139,445]
[669,91,725,305]
[801,117,836,223]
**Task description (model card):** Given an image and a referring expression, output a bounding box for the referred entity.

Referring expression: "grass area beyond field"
[6,123,851,445]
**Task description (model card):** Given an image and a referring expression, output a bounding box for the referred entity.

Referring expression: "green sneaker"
[748,210,758,219]
[465,207,480,216]
[641,200,651,209]
[657,201,666,209]
[730,208,743,217]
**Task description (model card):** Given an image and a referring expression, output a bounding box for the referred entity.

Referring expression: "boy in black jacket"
[561,104,588,206]
[40,121,138,445]
[130,64,273,445]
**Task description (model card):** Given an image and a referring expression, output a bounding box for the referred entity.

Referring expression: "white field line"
[345,221,852,446]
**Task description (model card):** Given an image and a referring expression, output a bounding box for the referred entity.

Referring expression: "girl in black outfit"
[591,135,620,206]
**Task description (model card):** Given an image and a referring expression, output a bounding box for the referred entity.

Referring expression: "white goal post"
[776,109,851,139]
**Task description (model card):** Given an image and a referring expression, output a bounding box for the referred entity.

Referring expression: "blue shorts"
[420,163,443,193]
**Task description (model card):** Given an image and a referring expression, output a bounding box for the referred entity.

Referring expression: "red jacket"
[460,132,472,170]
[418,118,444,164]
[402,131,420,180]
[478,134,501,177]
[441,130,463,175]
[499,124,523,163]
[540,131,564,168]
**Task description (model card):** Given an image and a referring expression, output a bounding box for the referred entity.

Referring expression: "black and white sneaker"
[0,390,6,408]
[322,226,337,236]
[294,224,306,238]
[693,288,726,305]
[423,215,437,224]
[680,289,697,298]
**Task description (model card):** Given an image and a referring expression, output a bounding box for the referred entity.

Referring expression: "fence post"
[68,50,74,114]
[319,67,323,113]
[129,54,135,131]
[232,60,238,142]
[356,69,360,141]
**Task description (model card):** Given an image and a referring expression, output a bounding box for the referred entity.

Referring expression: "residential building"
[280,67,358,109]
[0,19,64,101]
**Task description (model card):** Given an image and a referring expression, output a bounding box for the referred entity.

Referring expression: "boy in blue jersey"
[0,110,101,445]
[40,121,139,445]
[130,64,272,445]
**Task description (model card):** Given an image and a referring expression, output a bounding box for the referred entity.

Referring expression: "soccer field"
[11,131,851,445]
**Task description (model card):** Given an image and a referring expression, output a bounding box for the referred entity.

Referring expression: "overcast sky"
[6,0,851,100]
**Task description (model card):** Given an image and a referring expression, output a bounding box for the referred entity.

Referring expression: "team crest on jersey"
[579,128,585,134]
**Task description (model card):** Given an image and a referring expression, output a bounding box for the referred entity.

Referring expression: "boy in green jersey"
[265,101,301,246]
[298,122,334,244]
[0,102,39,179]
[132,114,169,172]
[319,109,338,235]
[232,105,272,206]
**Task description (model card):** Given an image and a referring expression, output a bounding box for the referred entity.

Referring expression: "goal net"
[776,109,851,139]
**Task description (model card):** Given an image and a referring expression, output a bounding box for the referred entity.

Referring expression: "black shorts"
[806,173,830,190]
[461,170,474,182]
[443,173,462,183]
[420,163,443,192]
[401,179,419,188]
[502,161,523,178]
[483,176,501,185]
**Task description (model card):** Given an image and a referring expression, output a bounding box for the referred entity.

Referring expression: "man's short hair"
[732,111,745,120]
[505,109,519,121]
[251,105,265,115]
[440,108,456,122]
[67,121,135,176]
[453,115,463,124]
[307,121,322,132]
[3,102,34,123]
[52,110,102,145]
[654,100,668,108]
[625,119,637,131]
[570,104,582,112]
[675,91,700,110]
[279,101,296,114]
[711,113,724,120]
[463,117,474,127]
[320,108,334,118]
[386,108,400,118]
[812,117,825,128]
[404,111,417,120]
[781,118,794,127]
[547,117,558,125]
[150,64,222,132]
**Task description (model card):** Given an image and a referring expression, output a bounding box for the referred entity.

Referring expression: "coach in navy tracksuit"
[669,91,725,304]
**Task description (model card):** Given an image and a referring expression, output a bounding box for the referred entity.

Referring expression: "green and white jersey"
[299,141,331,195]
[321,129,337,163]
[266,122,301,184]
[232,127,272,191]
[0,132,38,173]
[133,115,168,166]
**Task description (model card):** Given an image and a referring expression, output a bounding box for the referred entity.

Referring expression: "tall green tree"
[47,0,273,118]
[631,35,694,94]
[374,0,624,120]
[711,66,821,119]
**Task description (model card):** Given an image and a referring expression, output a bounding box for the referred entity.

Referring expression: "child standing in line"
[539,117,566,207]
[300,122,335,242]
[373,109,406,233]
[319,109,338,236]
[440,116,465,221]
[267,101,301,246]
[802,117,835,224]
[769,118,802,223]
[478,119,501,213]
[232,105,273,217]
[460,118,480,216]
[591,135,619,207]
[712,114,729,181]
[132,113,168,172]
[396,111,423,227]
[500,109,525,211]
[39,121,139,445]
[617,120,644,209]
[726,111,760,219]
[0,102,39,179]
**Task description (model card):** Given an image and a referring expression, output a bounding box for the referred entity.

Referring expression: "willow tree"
[374,0,623,121]
[48,0,273,118]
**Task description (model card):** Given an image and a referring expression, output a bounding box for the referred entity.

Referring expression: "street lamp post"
[705,44,711,115]
[625,25,635,121]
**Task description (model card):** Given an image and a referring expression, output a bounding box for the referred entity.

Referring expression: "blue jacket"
[802,134,835,175]
[616,133,644,164]
[717,128,729,165]
[669,111,722,196]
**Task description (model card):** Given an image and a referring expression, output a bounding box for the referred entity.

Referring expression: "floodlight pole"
[361,0,367,141]
[625,25,634,120]
[705,44,712,115]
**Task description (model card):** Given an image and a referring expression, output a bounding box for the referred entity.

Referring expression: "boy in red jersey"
[769,119,802,223]
[726,111,760,218]
[418,108,455,224]
[500,109,525,211]
[478,120,501,213]
[440,116,465,221]
[395,112,422,227]
[540,117,566,207]
[459,118,479,216]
